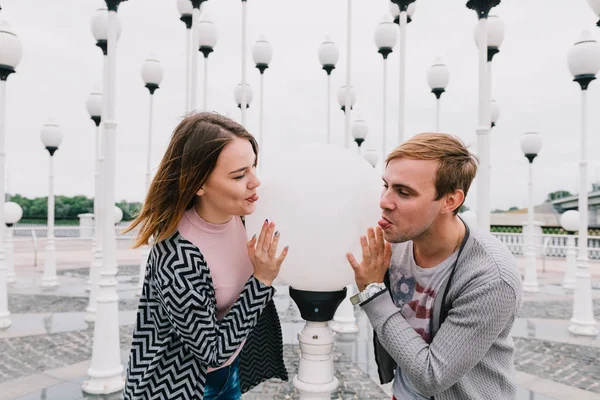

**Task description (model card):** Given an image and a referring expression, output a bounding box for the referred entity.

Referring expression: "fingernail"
[264,219,268,224]
[252,234,256,240]
[275,231,279,237]
[284,246,289,250]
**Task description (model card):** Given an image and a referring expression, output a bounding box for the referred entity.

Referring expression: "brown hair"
[124,112,258,248]
[386,133,478,214]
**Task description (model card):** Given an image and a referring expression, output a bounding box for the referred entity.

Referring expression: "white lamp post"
[374,14,397,162]
[343,0,355,149]
[252,34,273,160]
[198,13,218,111]
[83,0,127,394]
[5,202,22,283]
[318,35,339,144]
[189,0,207,112]
[84,86,102,297]
[560,210,579,290]
[337,85,356,114]
[240,0,249,126]
[245,143,381,399]
[520,131,543,293]
[566,29,600,337]
[40,121,63,288]
[0,20,22,329]
[363,149,379,168]
[588,0,600,27]
[467,0,501,232]
[234,83,253,110]
[427,58,450,132]
[351,116,368,155]
[138,54,163,296]
[390,0,416,144]
[491,99,500,128]
[176,0,193,113]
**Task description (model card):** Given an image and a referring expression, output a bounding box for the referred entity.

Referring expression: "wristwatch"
[350,282,387,306]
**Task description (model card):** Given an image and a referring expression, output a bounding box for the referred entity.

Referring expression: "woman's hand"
[247,220,289,286]
[346,226,392,291]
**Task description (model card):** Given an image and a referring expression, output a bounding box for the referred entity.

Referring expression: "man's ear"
[444,189,465,214]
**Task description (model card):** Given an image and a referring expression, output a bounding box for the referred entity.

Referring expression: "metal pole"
[83,4,124,394]
[344,0,352,149]
[327,74,331,144]
[146,93,154,192]
[41,154,57,287]
[436,97,441,132]
[185,27,191,113]
[0,79,10,328]
[259,72,264,164]
[476,17,491,232]
[241,0,248,126]
[203,55,209,111]
[190,7,201,111]
[398,10,407,144]
[382,57,387,163]
[569,88,598,336]
[523,160,539,292]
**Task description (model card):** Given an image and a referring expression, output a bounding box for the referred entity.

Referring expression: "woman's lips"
[246,194,259,203]
[378,217,392,230]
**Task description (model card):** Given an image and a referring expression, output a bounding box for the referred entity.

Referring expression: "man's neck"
[412,216,465,268]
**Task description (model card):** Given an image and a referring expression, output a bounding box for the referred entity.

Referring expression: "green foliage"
[545,190,572,202]
[490,226,523,233]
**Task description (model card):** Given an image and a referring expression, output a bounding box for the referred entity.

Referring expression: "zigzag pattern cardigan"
[123,232,288,400]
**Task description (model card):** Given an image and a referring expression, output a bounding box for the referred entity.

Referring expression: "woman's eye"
[234,174,246,180]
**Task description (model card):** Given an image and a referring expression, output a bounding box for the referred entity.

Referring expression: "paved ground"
[2,246,600,399]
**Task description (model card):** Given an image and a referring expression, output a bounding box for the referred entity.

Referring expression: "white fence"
[491,232,600,260]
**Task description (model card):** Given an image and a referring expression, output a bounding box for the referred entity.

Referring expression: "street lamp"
[198,13,218,111]
[5,202,23,283]
[520,130,543,293]
[351,116,368,155]
[234,83,253,109]
[83,0,128,394]
[337,85,356,114]
[389,1,416,25]
[318,35,339,144]
[245,143,381,399]
[390,0,416,145]
[560,210,579,290]
[566,29,600,337]
[176,0,193,112]
[374,14,397,162]
[363,148,379,168]
[138,54,163,296]
[84,87,103,298]
[0,19,23,329]
[427,57,450,132]
[587,0,600,27]
[467,0,501,232]
[252,34,273,159]
[189,0,208,112]
[475,15,504,128]
[40,121,63,288]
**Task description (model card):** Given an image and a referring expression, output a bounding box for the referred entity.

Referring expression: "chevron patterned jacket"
[123,232,288,400]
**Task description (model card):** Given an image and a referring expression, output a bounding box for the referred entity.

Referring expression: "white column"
[435,97,441,132]
[569,88,597,336]
[0,79,8,329]
[398,10,407,144]
[240,1,248,126]
[382,57,388,163]
[331,284,358,338]
[87,122,103,292]
[344,0,353,149]
[190,7,201,111]
[326,73,332,144]
[258,72,265,164]
[523,160,539,292]
[82,6,124,394]
[203,55,209,111]
[562,234,576,290]
[476,17,491,232]
[41,154,57,288]
[185,26,192,113]
[5,226,15,283]
[292,322,339,399]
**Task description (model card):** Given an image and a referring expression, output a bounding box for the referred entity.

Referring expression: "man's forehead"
[384,158,437,186]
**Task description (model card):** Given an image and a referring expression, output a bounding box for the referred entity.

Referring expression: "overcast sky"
[2,0,600,211]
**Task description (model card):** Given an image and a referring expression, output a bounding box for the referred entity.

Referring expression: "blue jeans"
[204,356,241,400]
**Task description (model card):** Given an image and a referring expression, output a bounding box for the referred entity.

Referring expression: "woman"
[123,112,289,400]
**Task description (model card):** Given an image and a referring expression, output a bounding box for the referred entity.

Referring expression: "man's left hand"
[346,226,392,291]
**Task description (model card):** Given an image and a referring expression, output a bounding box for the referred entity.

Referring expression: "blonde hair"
[386,133,478,214]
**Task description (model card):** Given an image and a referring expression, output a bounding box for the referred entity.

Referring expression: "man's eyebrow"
[383,178,417,193]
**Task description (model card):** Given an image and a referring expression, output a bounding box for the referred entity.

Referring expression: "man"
[347,133,522,400]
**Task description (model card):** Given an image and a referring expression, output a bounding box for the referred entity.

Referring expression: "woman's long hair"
[124,112,258,248]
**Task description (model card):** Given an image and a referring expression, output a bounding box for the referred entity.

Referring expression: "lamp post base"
[0,313,11,329]
[568,320,598,337]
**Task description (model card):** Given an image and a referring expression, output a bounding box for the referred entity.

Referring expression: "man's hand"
[346,226,392,291]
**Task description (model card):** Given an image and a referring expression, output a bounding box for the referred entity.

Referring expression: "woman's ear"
[196,188,205,196]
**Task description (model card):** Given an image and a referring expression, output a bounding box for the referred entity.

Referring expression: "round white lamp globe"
[246,143,381,292]
[560,210,579,232]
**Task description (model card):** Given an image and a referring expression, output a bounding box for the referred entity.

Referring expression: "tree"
[545,190,572,202]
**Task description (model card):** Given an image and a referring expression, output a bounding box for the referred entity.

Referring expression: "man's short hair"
[386,133,479,215]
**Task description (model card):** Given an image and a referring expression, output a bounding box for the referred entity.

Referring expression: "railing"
[491,232,600,260]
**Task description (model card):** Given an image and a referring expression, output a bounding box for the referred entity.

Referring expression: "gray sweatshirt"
[363,228,523,400]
